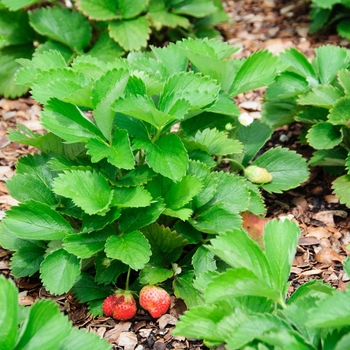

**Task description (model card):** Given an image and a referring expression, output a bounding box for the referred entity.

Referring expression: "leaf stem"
[125,267,131,290]
[224,158,245,172]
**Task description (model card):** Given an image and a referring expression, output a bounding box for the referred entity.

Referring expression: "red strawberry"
[102,294,118,317]
[102,291,137,321]
[139,285,171,318]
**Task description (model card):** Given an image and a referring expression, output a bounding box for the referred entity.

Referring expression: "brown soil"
[1,1,350,349]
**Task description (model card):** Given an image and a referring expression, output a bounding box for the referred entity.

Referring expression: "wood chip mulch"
[1,1,350,349]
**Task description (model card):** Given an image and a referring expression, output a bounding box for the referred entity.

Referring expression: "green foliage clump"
[262,44,350,207]
[309,0,350,40]
[0,38,309,315]
[174,219,350,350]
[0,0,228,98]
[0,275,111,350]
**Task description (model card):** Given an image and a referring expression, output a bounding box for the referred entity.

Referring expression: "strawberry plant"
[309,0,350,40]
[0,275,111,350]
[174,218,350,349]
[0,0,228,98]
[261,45,350,207]
[0,38,309,315]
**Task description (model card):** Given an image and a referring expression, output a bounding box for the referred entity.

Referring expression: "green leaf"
[11,246,45,277]
[208,229,272,282]
[117,0,148,19]
[15,49,67,87]
[310,147,347,167]
[29,7,92,52]
[205,268,280,302]
[6,173,56,206]
[173,0,217,17]
[264,219,300,293]
[70,55,106,80]
[0,44,34,98]
[279,48,317,83]
[58,326,112,350]
[297,85,343,108]
[173,271,205,308]
[40,249,81,295]
[35,40,73,61]
[307,289,350,327]
[75,0,118,20]
[91,68,129,140]
[53,170,113,216]
[86,129,135,169]
[313,45,350,84]
[3,201,72,240]
[332,174,350,207]
[207,171,250,212]
[118,200,165,233]
[141,223,188,266]
[148,10,190,30]
[261,98,297,129]
[31,68,92,106]
[158,72,220,117]
[225,314,291,350]
[192,246,216,276]
[252,147,309,193]
[0,223,47,251]
[108,16,150,51]
[177,38,240,91]
[0,276,18,350]
[105,231,151,270]
[266,71,309,99]
[72,273,113,303]
[191,202,242,234]
[329,96,350,126]
[0,10,35,47]
[1,0,43,11]
[139,264,174,285]
[114,95,175,128]
[94,252,128,285]
[63,229,112,259]
[295,106,329,124]
[14,299,72,350]
[111,186,152,208]
[235,119,273,166]
[87,32,124,62]
[173,303,228,342]
[229,50,278,96]
[343,257,350,277]
[116,165,156,186]
[146,174,202,210]
[134,134,188,182]
[245,181,266,215]
[41,99,103,142]
[312,0,339,9]
[337,19,350,39]
[337,68,350,95]
[187,160,218,208]
[189,128,243,155]
[307,122,342,149]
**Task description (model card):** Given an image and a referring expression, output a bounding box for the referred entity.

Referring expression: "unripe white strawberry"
[245,165,272,184]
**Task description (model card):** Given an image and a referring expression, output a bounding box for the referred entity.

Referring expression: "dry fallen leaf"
[118,331,138,350]
[315,248,344,264]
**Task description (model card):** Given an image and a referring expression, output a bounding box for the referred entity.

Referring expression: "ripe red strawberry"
[102,291,137,321]
[139,285,171,318]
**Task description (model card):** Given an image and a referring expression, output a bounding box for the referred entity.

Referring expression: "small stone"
[154,341,166,350]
